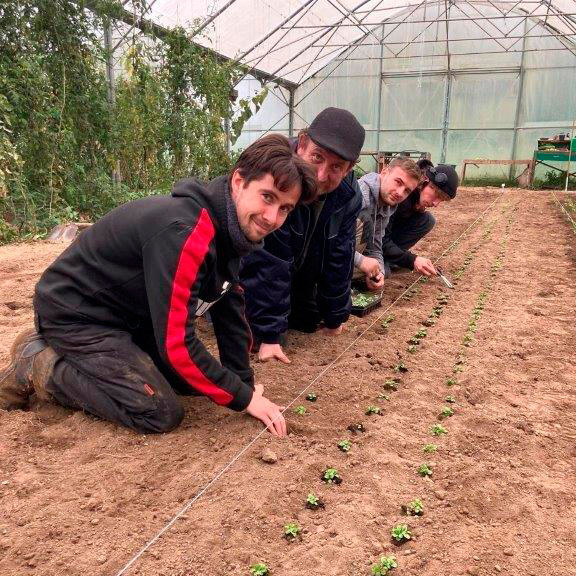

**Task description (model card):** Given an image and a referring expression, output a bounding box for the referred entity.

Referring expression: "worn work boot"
[0,328,57,410]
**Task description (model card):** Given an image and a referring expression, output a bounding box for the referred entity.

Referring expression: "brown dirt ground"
[0,187,575,576]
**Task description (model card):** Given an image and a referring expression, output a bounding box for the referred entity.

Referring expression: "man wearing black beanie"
[381,159,459,277]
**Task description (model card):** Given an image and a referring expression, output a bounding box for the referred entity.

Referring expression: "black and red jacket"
[34,176,254,411]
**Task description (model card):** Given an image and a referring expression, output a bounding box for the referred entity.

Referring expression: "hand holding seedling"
[258,342,291,364]
[246,384,287,437]
[359,256,385,291]
[413,256,437,276]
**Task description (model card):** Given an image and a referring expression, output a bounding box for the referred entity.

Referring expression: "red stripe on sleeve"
[165,209,234,405]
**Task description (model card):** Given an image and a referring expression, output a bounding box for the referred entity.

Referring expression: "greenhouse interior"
[1,0,575,237]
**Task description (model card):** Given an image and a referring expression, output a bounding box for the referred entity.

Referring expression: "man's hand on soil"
[258,342,291,364]
[413,256,437,276]
[246,383,287,437]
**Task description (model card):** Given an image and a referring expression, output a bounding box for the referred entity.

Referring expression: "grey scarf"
[224,183,264,257]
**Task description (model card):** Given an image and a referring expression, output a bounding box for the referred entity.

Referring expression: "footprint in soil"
[4,301,25,311]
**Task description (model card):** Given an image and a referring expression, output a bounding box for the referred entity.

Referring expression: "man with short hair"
[354,157,422,291]
[240,107,365,364]
[382,160,459,277]
[0,134,316,436]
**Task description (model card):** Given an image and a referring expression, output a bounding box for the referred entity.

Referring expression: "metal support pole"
[440,1,451,164]
[288,88,294,137]
[509,19,527,181]
[375,23,385,172]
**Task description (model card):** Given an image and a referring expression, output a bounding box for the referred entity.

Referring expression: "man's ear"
[230,169,244,199]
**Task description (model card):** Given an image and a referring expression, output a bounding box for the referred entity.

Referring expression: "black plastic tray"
[351,291,383,317]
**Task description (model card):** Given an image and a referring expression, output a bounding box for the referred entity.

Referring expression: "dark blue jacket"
[240,171,362,343]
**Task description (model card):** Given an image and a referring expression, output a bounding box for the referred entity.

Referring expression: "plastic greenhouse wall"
[236,3,576,182]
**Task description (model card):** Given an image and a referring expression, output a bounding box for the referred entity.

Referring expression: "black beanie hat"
[307,107,365,162]
[425,164,459,199]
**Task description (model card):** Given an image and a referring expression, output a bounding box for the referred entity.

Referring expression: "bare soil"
[1,187,575,576]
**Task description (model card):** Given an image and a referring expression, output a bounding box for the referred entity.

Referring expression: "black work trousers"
[36,313,186,434]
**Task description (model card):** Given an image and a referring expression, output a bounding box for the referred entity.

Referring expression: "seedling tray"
[351,290,383,317]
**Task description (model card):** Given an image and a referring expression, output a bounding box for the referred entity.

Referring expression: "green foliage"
[306,492,319,506]
[365,405,381,415]
[322,467,341,484]
[0,1,263,243]
[283,522,301,539]
[337,439,352,452]
[431,423,448,436]
[422,443,437,453]
[371,555,397,575]
[391,523,411,542]
[417,463,433,477]
[294,405,307,415]
[250,563,269,576]
[404,498,424,516]
[306,392,318,402]
[440,406,455,418]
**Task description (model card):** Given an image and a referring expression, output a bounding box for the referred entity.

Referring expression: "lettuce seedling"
[347,422,366,434]
[431,423,448,436]
[294,405,307,415]
[365,405,382,416]
[417,463,433,477]
[337,439,352,452]
[422,443,437,453]
[305,492,325,510]
[445,377,457,386]
[393,362,408,373]
[371,555,397,575]
[305,392,318,402]
[322,467,342,484]
[383,378,399,391]
[407,344,417,353]
[439,406,455,419]
[250,563,269,576]
[283,522,301,540]
[402,498,424,516]
[391,523,411,544]
[445,395,456,403]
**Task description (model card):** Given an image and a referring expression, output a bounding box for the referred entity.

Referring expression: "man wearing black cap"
[241,107,365,364]
[382,160,459,277]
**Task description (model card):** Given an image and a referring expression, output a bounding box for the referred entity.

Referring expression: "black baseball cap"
[307,107,365,162]
[425,164,459,199]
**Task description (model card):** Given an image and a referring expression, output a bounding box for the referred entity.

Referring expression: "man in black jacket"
[240,108,365,364]
[382,161,459,277]
[0,135,316,436]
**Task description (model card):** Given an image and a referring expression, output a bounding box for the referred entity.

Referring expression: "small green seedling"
[383,378,399,391]
[445,377,457,386]
[431,423,448,436]
[402,498,424,516]
[445,395,456,403]
[422,317,436,327]
[294,405,307,415]
[407,344,417,353]
[393,362,408,373]
[305,492,325,510]
[305,392,318,402]
[407,336,421,345]
[377,393,390,401]
[365,405,382,416]
[418,463,433,477]
[347,422,366,434]
[452,364,463,373]
[250,563,269,576]
[439,406,455,419]
[381,314,395,330]
[391,523,412,544]
[322,467,342,484]
[371,555,397,575]
[337,439,352,452]
[423,443,438,453]
[415,328,427,339]
[283,522,301,540]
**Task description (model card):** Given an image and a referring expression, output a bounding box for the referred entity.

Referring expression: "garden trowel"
[436,266,454,289]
